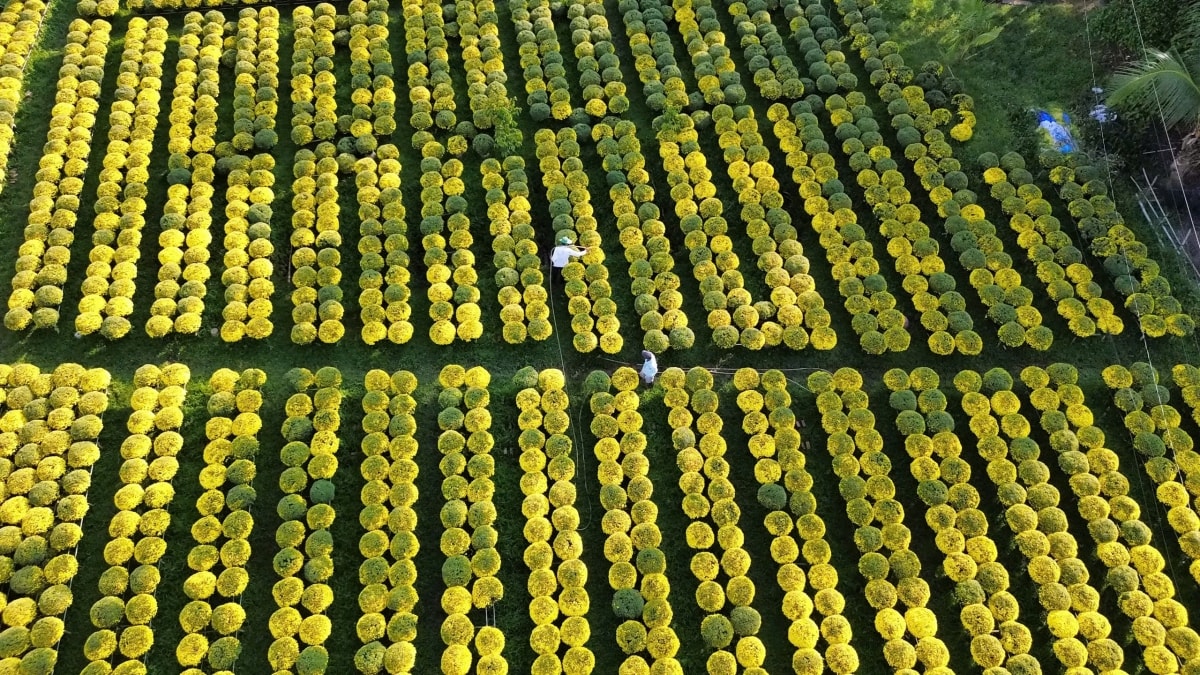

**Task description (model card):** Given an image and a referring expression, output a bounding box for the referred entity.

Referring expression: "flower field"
[2,0,1200,673]
[0,357,1196,675]
[1,0,1194,351]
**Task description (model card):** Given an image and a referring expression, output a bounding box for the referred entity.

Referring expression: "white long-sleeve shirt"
[640,354,658,384]
[550,245,587,268]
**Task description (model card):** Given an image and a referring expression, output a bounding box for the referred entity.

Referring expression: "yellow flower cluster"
[270,366,342,674]
[957,367,1122,672]
[176,368,264,674]
[0,0,48,190]
[347,0,396,153]
[713,104,825,351]
[768,102,911,355]
[884,368,1041,674]
[657,118,753,351]
[85,363,190,672]
[808,367,950,672]
[486,156,552,344]
[673,0,744,106]
[453,0,510,130]
[404,0,456,134]
[982,155,1122,337]
[290,7,344,345]
[422,146,483,345]
[660,367,766,675]
[290,4,337,146]
[1109,364,1200,589]
[5,19,110,332]
[593,120,693,353]
[358,146,414,346]
[587,368,682,675]
[567,0,627,118]
[813,0,1052,351]
[722,0,802,100]
[732,368,857,674]
[0,363,109,674]
[75,17,167,340]
[618,0,687,113]
[1037,364,1200,671]
[220,8,279,343]
[355,370,420,674]
[510,0,572,121]
[147,12,222,338]
[515,368,594,674]
[1048,159,1193,336]
[536,128,622,354]
[436,365,506,675]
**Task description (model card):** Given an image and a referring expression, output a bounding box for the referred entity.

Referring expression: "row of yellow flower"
[486,156,552,344]
[618,0,687,112]
[672,0,744,107]
[1106,364,1200,590]
[289,141,343,345]
[289,4,338,147]
[347,0,396,154]
[567,0,628,118]
[593,120,693,353]
[585,368,681,674]
[177,369,263,673]
[1048,157,1194,336]
[790,14,984,355]
[290,7,344,345]
[883,368,1041,673]
[732,368,858,674]
[435,366,505,675]
[0,363,109,674]
[511,0,572,120]
[0,0,48,191]
[405,0,456,133]
[516,368,594,674]
[1031,364,1200,672]
[982,153,1123,337]
[422,147,484,345]
[720,0,803,100]
[355,370,420,674]
[453,0,510,130]
[84,364,191,672]
[955,367,1124,672]
[358,146,415,345]
[536,128,622,354]
[775,106,897,355]
[824,0,1054,350]
[75,17,166,340]
[808,368,951,671]
[656,117,748,347]
[220,8,279,343]
[714,104,828,350]
[661,367,767,675]
[147,12,221,338]
[5,19,110,333]
[269,367,342,674]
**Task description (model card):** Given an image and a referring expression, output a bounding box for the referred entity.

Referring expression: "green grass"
[2,0,1200,673]
[878,0,1098,160]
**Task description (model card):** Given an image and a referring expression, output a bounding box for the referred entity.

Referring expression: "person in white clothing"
[550,237,591,285]
[640,350,658,385]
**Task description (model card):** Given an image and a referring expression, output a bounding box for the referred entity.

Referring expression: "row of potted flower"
[219,8,279,343]
[355,370,420,673]
[0,363,110,674]
[85,364,191,672]
[75,17,166,340]
[5,19,111,332]
[147,12,222,338]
